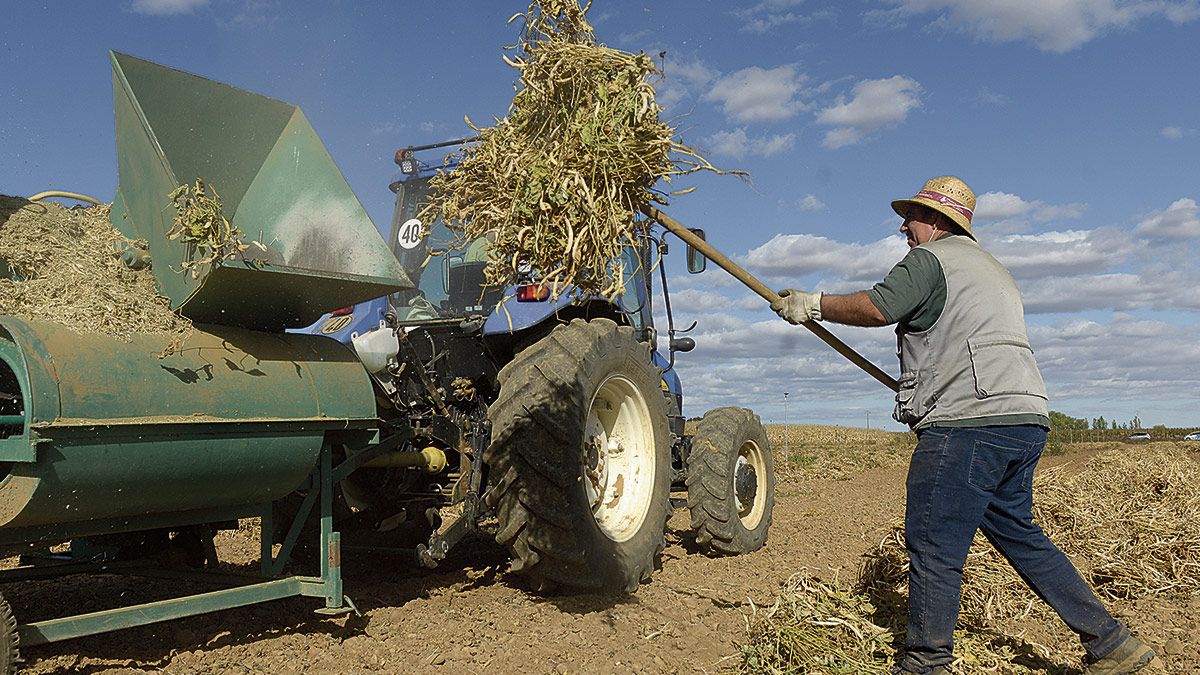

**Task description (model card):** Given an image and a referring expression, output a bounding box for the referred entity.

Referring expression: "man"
[771,176,1157,675]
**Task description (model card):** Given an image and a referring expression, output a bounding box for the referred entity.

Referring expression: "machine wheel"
[485,318,671,593]
[0,592,17,674]
[686,407,775,556]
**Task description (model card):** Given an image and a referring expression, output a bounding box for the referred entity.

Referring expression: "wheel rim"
[734,439,767,529]
[583,374,656,543]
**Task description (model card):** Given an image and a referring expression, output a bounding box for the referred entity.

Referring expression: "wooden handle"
[641,204,900,393]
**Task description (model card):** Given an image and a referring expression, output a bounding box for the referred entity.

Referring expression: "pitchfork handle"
[641,205,900,393]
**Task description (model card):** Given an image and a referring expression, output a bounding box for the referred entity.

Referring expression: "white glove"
[771,289,822,324]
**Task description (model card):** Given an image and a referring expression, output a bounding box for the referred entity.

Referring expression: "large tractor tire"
[687,407,775,556]
[485,319,672,593]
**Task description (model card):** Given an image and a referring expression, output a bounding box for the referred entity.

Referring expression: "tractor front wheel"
[485,319,671,593]
[687,407,775,556]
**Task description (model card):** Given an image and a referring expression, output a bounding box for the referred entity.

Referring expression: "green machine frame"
[9,420,422,647]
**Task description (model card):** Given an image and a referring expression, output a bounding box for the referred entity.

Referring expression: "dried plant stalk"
[420,0,734,301]
[167,178,263,277]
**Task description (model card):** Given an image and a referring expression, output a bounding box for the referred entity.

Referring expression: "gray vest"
[893,236,1048,428]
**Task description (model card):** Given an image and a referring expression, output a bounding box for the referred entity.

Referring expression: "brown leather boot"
[1084,635,1157,674]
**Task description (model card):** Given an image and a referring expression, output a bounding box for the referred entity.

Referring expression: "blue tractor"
[293,141,776,592]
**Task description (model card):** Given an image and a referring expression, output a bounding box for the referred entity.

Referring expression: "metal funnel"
[109,52,412,330]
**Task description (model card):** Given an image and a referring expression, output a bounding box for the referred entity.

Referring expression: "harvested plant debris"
[168,178,263,277]
[420,0,733,301]
[740,572,1065,674]
[742,446,1197,673]
[858,445,1200,631]
[0,195,191,344]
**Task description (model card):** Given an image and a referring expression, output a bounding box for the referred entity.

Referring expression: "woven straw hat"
[891,176,976,239]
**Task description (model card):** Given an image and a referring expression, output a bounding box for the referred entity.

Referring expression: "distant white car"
[1127,432,1151,442]
[1184,431,1200,442]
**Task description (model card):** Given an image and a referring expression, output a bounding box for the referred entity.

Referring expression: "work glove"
[771,289,823,324]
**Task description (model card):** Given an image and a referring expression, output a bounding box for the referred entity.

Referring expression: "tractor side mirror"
[686,229,707,274]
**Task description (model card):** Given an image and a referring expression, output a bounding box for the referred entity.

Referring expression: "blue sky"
[3,0,1199,429]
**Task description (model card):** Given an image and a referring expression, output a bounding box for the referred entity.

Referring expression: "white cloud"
[1162,126,1197,140]
[733,1,816,34]
[131,0,207,15]
[1134,198,1200,240]
[1030,316,1200,403]
[892,0,1200,53]
[975,191,1086,222]
[985,228,1129,280]
[743,233,909,286]
[815,76,922,148]
[703,128,797,159]
[704,65,810,123]
[656,58,719,112]
[799,195,825,211]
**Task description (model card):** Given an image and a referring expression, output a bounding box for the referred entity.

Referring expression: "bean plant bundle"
[420,0,731,301]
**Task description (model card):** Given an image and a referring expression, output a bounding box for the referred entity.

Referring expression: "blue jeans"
[898,425,1127,673]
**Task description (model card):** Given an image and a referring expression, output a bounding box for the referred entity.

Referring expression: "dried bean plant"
[420,0,734,301]
[167,178,263,277]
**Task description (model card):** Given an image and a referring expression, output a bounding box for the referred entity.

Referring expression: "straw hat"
[891,176,976,239]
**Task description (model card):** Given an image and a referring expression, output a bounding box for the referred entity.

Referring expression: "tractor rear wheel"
[687,407,775,556]
[485,319,671,593]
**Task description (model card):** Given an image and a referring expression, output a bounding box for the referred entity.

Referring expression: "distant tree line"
[1048,410,1195,443]
[1048,410,1148,431]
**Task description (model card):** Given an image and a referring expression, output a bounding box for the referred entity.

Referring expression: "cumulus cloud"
[984,228,1127,280]
[815,76,922,148]
[1134,198,1200,240]
[703,128,797,159]
[1030,316,1200,403]
[743,233,909,286]
[704,65,810,123]
[975,191,1086,222]
[131,0,207,14]
[891,0,1200,53]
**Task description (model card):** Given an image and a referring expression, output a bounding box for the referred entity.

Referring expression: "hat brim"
[892,197,975,240]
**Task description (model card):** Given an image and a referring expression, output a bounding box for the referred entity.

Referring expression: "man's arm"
[820,292,888,327]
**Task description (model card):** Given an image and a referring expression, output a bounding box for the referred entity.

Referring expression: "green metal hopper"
[108,51,412,331]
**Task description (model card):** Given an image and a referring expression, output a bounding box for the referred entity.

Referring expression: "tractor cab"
[386,172,504,323]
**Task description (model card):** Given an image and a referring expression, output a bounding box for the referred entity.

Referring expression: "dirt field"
[8,441,1197,674]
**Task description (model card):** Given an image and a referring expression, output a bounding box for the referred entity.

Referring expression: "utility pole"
[866,410,870,430]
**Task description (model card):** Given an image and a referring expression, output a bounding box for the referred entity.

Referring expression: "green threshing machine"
[0,53,776,668]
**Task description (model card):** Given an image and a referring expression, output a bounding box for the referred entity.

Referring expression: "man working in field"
[771,176,1156,674]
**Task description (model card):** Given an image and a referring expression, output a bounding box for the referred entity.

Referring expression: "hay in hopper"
[420,0,732,301]
[0,195,190,344]
[857,445,1200,631]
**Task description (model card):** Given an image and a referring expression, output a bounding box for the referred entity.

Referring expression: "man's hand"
[772,289,823,324]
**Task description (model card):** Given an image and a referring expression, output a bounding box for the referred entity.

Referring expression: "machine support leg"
[260,505,274,577]
[313,443,355,616]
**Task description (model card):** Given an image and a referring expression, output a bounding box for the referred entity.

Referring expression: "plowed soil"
[8,445,1197,674]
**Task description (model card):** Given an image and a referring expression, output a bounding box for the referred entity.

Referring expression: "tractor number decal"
[322,315,353,334]
[397,218,423,250]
